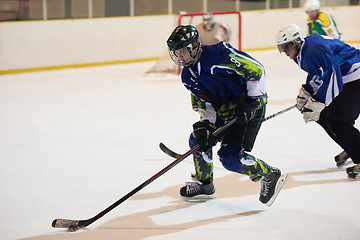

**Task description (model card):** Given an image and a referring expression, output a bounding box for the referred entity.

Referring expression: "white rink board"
[0,6,359,71]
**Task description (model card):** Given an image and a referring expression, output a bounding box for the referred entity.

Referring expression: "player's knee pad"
[218,144,243,172]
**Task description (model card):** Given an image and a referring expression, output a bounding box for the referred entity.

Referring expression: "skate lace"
[260,178,271,196]
[185,182,201,194]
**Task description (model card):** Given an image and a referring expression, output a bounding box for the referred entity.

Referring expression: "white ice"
[0,48,359,240]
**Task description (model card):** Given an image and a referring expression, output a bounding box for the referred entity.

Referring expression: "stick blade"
[159,142,181,158]
[52,219,79,229]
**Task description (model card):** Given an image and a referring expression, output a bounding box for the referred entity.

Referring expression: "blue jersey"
[294,35,360,106]
[181,42,267,122]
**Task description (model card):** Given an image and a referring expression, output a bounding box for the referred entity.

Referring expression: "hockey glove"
[301,97,325,123]
[192,121,216,152]
[296,85,311,111]
[236,97,259,124]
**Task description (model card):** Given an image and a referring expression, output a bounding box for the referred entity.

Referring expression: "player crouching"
[276,24,360,179]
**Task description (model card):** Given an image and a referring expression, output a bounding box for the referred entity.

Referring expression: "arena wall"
[242,6,360,51]
[0,6,359,73]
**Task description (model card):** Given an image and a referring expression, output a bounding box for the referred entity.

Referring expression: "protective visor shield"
[277,42,297,53]
[169,43,199,67]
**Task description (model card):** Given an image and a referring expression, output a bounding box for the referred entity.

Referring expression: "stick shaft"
[263,104,296,122]
[52,117,238,229]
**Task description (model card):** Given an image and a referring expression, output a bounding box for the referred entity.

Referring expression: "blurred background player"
[304,0,344,40]
[167,25,287,206]
[195,12,231,46]
[276,24,360,179]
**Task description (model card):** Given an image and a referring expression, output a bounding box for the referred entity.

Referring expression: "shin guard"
[239,151,272,178]
[189,133,214,184]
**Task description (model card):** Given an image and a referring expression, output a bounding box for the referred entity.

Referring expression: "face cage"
[169,43,200,68]
[203,19,214,31]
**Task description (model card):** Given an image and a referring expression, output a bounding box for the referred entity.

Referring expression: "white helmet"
[202,12,214,31]
[275,24,304,53]
[203,12,214,22]
[304,0,320,12]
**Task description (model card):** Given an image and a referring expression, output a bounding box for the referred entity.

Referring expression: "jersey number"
[230,57,242,67]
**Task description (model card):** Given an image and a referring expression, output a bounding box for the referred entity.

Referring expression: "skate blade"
[181,193,216,202]
[266,173,288,207]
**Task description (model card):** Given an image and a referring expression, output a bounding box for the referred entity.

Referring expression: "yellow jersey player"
[304,0,344,41]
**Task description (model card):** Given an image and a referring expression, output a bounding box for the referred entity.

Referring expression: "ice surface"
[0,48,359,240]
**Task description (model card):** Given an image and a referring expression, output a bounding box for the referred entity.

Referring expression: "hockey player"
[304,0,343,41]
[276,24,360,179]
[166,25,287,206]
[195,12,231,46]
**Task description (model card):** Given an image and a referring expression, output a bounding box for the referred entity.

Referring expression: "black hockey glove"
[236,97,259,124]
[192,121,216,152]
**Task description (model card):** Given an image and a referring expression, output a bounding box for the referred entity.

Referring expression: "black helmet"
[167,25,202,68]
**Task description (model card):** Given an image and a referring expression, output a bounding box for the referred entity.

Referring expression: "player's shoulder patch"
[317,12,331,27]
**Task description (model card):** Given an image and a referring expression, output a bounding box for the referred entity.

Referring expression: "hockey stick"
[52,117,238,231]
[262,104,296,122]
[160,104,296,159]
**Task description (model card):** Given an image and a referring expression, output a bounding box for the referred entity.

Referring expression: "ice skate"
[180,181,215,201]
[335,150,350,167]
[346,164,360,180]
[259,168,288,207]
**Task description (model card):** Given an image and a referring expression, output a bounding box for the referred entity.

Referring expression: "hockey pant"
[189,106,275,183]
[316,79,360,164]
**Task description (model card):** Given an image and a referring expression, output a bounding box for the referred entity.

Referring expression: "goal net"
[147,11,241,75]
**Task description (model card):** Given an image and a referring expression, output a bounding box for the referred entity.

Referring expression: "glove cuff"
[296,85,311,111]
[193,121,215,132]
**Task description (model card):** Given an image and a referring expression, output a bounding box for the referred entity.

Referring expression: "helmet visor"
[277,42,297,53]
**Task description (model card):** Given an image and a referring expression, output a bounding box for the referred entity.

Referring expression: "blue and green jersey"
[182,41,267,121]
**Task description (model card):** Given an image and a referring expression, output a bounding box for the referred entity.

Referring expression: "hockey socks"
[238,152,272,178]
